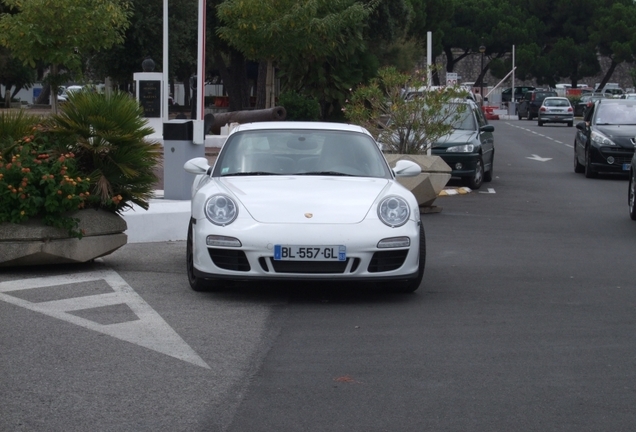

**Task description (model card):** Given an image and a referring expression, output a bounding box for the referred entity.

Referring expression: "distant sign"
[446,73,458,86]
[139,80,161,118]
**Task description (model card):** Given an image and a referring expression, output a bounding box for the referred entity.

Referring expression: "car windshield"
[441,103,475,130]
[213,129,391,178]
[594,103,636,125]
[544,99,570,107]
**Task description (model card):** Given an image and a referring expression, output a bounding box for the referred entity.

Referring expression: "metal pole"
[480,52,484,107]
[163,0,169,122]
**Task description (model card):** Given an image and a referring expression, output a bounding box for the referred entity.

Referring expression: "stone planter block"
[0,209,128,267]
[384,154,452,208]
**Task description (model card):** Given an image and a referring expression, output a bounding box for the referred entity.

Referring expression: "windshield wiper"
[296,171,355,176]
[223,171,280,176]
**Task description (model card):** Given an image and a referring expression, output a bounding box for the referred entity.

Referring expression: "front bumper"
[589,145,635,173]
[433,152,480,177]
[192,217,421,281]
[538,113,574,123]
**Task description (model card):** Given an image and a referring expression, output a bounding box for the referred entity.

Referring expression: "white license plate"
[274,245,346,261]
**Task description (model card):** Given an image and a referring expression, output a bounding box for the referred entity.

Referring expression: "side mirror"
[184,157,211,174]
[392,160,421,177]
[575,121,587,131]
[480,125,495,133]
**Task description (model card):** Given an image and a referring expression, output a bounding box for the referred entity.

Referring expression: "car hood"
[595,125,636,148]
[217,176,392,223]
[431,130,476,149]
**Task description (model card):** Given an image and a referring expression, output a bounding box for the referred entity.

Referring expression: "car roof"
[229,121,373,136]
[543,97,568,100]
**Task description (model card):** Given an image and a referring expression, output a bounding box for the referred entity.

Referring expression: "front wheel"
[187,219,215,292]
[629,170,636,220]
[574,145,584,173]
[484,153,494,182]
[538,120,543,126]
[464,157,484,189]
[584,148,597,178]
[393,224,426,293]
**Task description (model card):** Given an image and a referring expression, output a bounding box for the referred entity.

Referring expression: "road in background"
[2,120,636,431]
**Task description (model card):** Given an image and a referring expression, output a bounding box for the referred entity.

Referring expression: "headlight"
[378,196,410,227]
[204,194,238,226]
[446,144,475,153]
[591,130,616,146]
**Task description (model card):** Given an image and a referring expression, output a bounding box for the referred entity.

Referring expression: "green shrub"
[0,125,91,236]
[279,91,321,121]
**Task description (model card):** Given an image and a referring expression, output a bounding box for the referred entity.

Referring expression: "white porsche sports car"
[184,122,425,293]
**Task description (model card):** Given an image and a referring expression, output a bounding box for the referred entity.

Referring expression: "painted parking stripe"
[0,270,210,369]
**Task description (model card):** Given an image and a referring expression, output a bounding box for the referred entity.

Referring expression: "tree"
[589,1,636,90]
[345,66,468,154]
[0,51,36,107]
[217,0,377,110]
[0,0,132,113]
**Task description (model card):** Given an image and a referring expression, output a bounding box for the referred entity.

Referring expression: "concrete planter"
[0,209,127,267]
[384,154,452,210]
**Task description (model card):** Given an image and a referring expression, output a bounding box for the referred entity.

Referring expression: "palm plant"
[0,110,40,155]
[50,91,162,213]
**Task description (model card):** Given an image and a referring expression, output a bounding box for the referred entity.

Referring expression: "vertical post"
[427,31,432,86]
[163,0,169,123]
[427,31,432,156]
[479,42,486,107]
[196,0,206,121]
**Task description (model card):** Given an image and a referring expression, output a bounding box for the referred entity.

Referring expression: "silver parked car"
[538,97,574,127]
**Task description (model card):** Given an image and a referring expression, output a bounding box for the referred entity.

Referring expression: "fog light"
[607,156,615,165]
[377,237,410,248]
[206,235,242,247]
[455,162,463,170]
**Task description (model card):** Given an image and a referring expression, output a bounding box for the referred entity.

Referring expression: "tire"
[393,224,426,293]
[584,148,597,178]
[517,112,523,120]
[187,219,214,292]
[568,121,573,127]
[484,153,494,182]
[629,170,636,220]
[464,157,484,189]
[527,110,532,120]
[538,120,543,126]
[573,145,584,173]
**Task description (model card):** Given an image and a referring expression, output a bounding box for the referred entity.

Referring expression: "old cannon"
[206,106,287,135]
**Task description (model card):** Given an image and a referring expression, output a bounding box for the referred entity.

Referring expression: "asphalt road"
[2,119,636,431]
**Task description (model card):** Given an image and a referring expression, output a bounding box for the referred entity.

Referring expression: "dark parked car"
[431,99,495,189]
[501,86,535,103]
[574,99,636,178]
[517,89,558,120]
[574,93,611,117]
[629,152,636,220]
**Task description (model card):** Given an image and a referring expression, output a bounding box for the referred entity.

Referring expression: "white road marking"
[527,154,553,162]
[479,188,496,194]
[0,270,210,369]
[505,122,574,149]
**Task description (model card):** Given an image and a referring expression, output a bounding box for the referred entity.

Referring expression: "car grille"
[208,249,250,271]
[368,250,408,273]
[600,147,635,165]
[269,259,351,274]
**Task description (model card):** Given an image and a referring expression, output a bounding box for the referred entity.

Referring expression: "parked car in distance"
[629,152,636,220]
[574,99,636,178]
[184,121,426,293]
[538,97,574,127]
[57,85,86,103]
[619,93,636,100]
[517,89,558,120]
[501,86,535,103]
[431,99,494,190]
